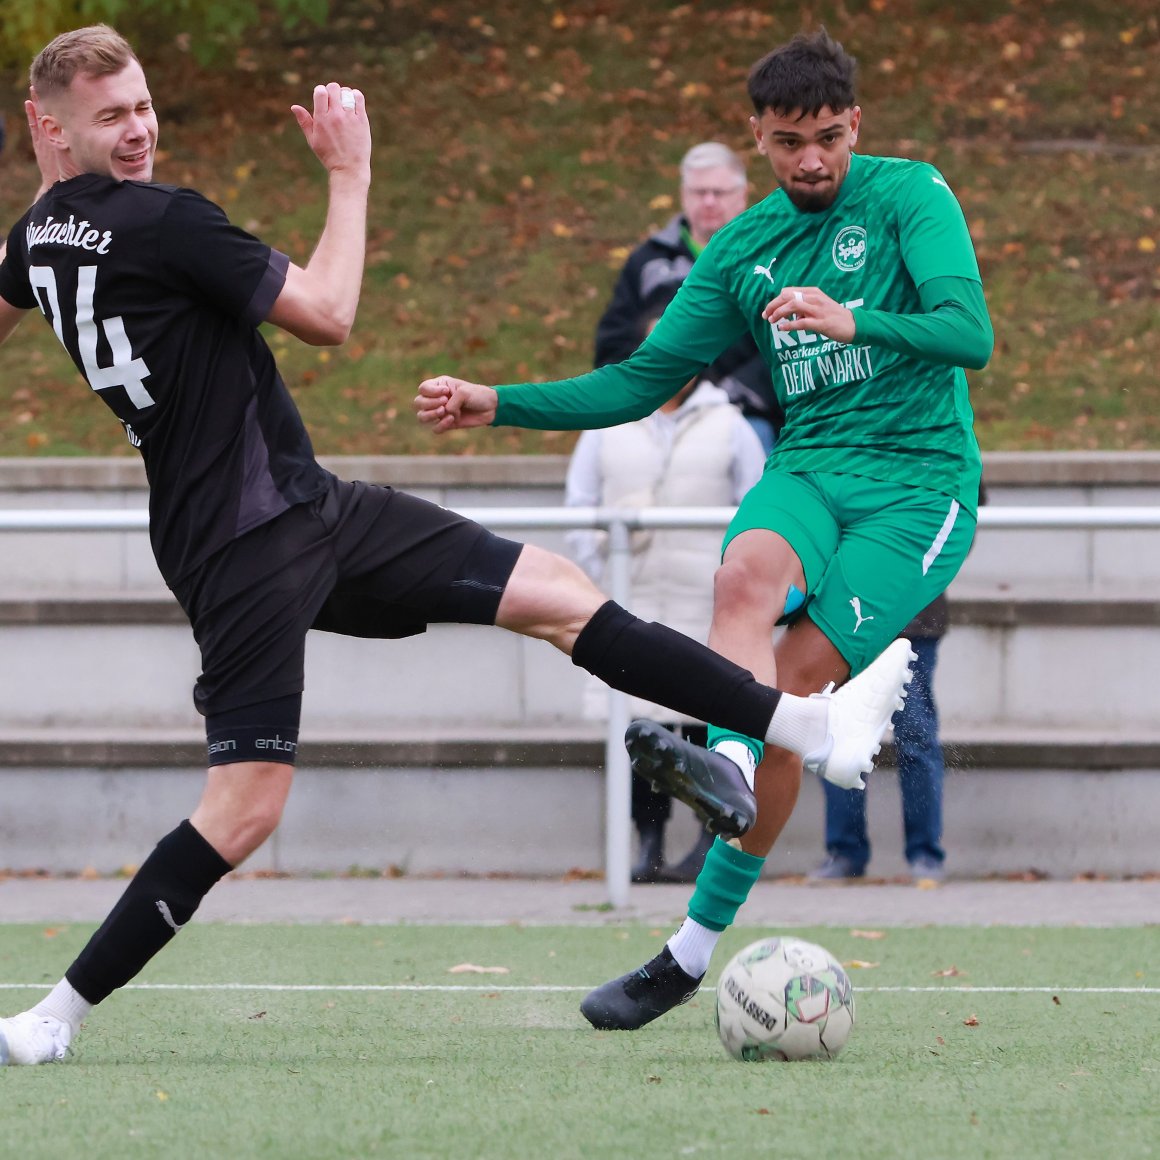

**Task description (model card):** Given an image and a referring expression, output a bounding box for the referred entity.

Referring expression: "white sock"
[32,978,92,1036]
[667,918,722,979]
[765,692,829,756]
[712,740,757,791]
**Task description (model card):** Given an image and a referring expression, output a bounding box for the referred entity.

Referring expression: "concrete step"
[2,724,1158,770]
[0,591,1152,732]
[2,727,1157,880]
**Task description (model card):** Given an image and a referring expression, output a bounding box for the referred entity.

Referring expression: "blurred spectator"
[594,141,783,454]
[567,289,766,882]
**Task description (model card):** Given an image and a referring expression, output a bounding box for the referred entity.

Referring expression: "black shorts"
[171,475,523,726]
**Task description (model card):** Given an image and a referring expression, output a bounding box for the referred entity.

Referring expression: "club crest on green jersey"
[832,225,867,271]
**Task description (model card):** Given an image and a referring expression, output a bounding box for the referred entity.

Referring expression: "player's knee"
[194,762,291,863]
[498,547,603,645]
[234,782,287,847]
[713,556,782,625]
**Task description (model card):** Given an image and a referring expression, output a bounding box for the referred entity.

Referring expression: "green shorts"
[723,470,976,675]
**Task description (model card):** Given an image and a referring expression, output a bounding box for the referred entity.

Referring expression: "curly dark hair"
[747,29,858,118]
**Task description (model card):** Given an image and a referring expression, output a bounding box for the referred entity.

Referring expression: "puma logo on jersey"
[850,597,875,633]
[752,258,778,284]
[931,176,950,190]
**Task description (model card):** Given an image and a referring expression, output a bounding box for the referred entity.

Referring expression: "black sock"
[571,601,780,739]
[66,820,232,1004]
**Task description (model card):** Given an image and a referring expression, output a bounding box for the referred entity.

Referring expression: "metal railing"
[3,503,1159,906]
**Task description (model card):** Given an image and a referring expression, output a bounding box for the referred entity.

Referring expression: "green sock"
[706,726,765,766]
[687,838,766,932]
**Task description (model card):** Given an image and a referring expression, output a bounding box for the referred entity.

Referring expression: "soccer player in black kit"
[0,26,912,1064]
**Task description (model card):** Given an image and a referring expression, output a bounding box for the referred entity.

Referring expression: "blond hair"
[31,25,138,100]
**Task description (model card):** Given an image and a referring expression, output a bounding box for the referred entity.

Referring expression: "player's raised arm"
[264,82,371,346]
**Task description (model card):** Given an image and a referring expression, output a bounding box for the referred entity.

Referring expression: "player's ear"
[749,115,766,156]
[39,110,69,151]
[848,105,861,146]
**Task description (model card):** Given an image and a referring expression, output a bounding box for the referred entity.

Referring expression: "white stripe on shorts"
[922,499,961,575]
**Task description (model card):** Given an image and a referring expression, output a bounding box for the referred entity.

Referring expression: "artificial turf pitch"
[1,922,1157,1159]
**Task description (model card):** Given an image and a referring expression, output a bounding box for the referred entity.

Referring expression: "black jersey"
[0,174,330,583]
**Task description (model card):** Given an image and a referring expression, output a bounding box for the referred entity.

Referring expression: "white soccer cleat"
[0,1011,72,1066]
[802,638,916,791]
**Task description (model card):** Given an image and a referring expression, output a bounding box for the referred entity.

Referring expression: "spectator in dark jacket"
[594,142,783,452]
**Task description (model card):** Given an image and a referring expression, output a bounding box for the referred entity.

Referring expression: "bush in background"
[0,0,329,69]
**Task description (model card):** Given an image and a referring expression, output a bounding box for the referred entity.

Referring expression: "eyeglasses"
[683,186,746,200]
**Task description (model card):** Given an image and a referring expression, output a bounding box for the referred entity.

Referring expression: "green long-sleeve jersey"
[494,152,992,513]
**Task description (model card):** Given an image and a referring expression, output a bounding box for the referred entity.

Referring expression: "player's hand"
[415,376,498,434]
[25,89,60,197]
[291,82,371,182]
[762,286,856,345]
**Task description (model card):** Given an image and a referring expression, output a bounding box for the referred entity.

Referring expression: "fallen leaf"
[850,929,886,940]
[156,1090,169,1102]
[1052,995,1061,1005]
[936,1036,946,1045]
[933,966,963,978]
[448,963,510,975]
[964,1014,980,1027]
[843,960,880,969]
[646,1074,662,1084]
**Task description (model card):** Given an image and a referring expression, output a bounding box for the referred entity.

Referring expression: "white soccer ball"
[715,936,855,1062]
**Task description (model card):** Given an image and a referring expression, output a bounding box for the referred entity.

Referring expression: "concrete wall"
[1,452,1157,878]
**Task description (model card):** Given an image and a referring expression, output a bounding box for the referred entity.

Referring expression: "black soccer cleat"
[580,946,705,1031]
[625,719,757,839]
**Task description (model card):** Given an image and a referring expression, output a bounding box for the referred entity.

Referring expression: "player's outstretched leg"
[625,721,756,839]
[625,638,916,839]
[0,1013,72,1066]
[585,640,916,1032]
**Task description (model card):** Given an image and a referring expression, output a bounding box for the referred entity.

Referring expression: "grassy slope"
[1,922,1158,1159]
[0,0,1157,457]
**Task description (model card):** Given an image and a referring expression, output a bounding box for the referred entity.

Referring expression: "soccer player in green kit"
[416,29,992,1031]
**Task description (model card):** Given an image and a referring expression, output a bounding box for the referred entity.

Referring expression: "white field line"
[0,983,1157,995]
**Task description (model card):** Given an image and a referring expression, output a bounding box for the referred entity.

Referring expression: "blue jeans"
[822,637,945,871]
[745,415,777,456]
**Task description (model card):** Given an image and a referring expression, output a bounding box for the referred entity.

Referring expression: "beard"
[782,179,839,213]
[779,153,851,213]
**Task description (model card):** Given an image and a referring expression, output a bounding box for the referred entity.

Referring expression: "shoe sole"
[0,1028,9,1066]
[626,724,753,839]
